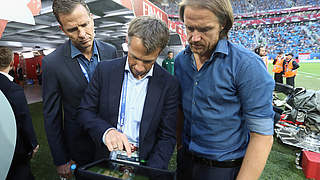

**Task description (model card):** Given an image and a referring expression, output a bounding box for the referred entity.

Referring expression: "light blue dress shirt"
[103,58,154,147]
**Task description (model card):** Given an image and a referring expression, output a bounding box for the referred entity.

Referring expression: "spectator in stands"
[162,51,175,75]
[283,53,300,87]
[272,51,285,84]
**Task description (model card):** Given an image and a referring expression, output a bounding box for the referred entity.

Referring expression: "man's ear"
[220,25,225,32]
[90,13,95,27]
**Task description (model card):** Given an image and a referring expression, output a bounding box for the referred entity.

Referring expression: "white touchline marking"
[300,71,320,77]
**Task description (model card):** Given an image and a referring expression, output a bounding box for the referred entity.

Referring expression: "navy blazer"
[78,57,179,169]
[0,74,38,160]
[42,40,117,166]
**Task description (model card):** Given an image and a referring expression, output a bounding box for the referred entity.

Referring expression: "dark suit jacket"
[0,74,38,161]
[42,40,117,166]
[77,57,179,169]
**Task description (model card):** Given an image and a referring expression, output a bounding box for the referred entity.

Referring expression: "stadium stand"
[230,21,320,56]
[150,0,320,16]
[150,0,320,59]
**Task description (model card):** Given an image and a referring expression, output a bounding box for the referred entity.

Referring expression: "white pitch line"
[299,71,320,78]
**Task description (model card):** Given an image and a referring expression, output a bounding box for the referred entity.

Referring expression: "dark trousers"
[6,158,34,180]
[274,73,283,84]
[177,148,241,180]
[286,76,295,88]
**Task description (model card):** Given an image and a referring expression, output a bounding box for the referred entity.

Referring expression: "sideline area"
[24,84,42,104]
[28,101,306,179]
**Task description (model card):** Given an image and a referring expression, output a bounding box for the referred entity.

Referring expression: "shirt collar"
[213,38,229,56]
[0,71,14,81]
[125,56,154,79]
[185,38,229,61]
[70,40,99,59]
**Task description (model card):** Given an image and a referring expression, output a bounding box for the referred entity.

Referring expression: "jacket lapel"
[108,57,126,127]
[139,65,164,143]
[96,40,106,60]
[63,41,88,88]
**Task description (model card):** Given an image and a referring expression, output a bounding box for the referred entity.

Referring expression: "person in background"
[16,63,24,87]
[255,46,269,70]
[77,16,179,169]
[35,63,42,85]
[283,53,299,87]
[8,66,15,83]
[42,0,117,178]
[162,51,175,75]
[175,0,275,179]
[272,51,285,84]
[0,47,39,180]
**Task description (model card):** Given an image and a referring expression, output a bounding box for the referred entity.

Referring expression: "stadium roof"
[0,0,134,52]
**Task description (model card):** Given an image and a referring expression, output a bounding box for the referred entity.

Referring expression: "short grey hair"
[0,47,13,70]
[128,16,169,54]
[52,0,90,25]
[179,0,234,39]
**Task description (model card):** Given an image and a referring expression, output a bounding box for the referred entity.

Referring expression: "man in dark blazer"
[42,0,117,178]
[78,16,179,169]
[0,47,39,180]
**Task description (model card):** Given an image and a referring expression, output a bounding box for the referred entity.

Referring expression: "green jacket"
[162,58,175,75]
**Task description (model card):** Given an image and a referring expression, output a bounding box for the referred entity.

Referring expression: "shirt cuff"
[102,128,117,145]
[247,118,274,135]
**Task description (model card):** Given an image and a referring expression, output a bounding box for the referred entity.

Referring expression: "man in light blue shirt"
[111,61,153,147]
[78,16,179,169]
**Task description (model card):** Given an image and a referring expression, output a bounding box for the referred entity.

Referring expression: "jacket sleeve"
[112,48,117,59]
[77,63,114,146]
[42,58,69,166]
[146,78,179,169]
[12,86,38,151]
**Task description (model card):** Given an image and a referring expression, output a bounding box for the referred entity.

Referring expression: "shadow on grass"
[29,102,306,180]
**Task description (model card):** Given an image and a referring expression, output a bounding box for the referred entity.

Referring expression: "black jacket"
[0,74,38,161]
[42,40,117,166]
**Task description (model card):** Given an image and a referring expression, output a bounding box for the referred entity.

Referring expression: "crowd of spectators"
[149,0,320,57]
[232,0,320,14]
[150,0,320,16]
[150,0,179,15]
[229,21,320,56]
[234,9,320,21]
[229,27,258,50]
[295,0,320,7]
